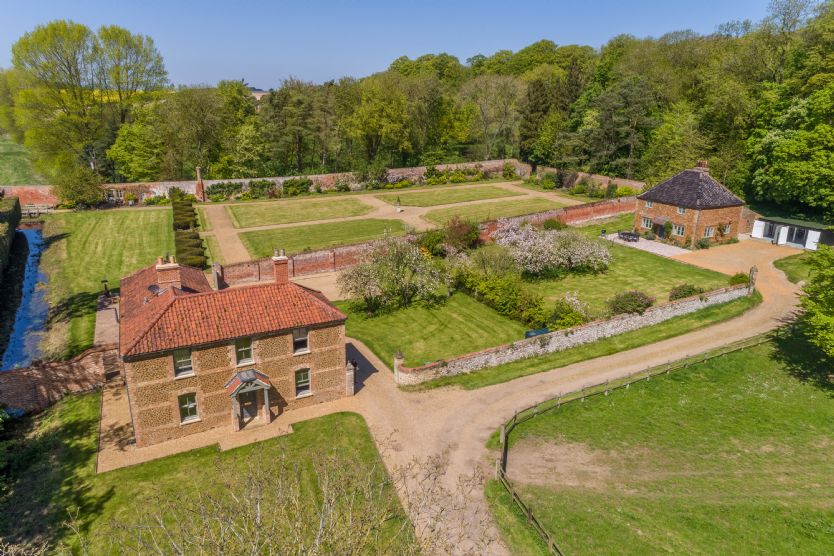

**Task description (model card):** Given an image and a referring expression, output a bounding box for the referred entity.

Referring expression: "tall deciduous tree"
[800,245,834,357]
[458,74,522,159]
[641,101,711,185]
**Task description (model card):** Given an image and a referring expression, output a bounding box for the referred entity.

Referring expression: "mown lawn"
[40,210,174,358]
[0,394,410,553]
[415,292,760,390]
[774,251,813,283]
[525,242,729,316]
[375,185,522,207]
[423,198,564,225]
[203,233,224,265]
[240,218,407,258]
[338,292,526,368]
[227,196,374,228]
[0,134,44,185]
[487,332,834,555]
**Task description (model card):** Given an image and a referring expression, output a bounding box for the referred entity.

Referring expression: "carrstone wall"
[394,285,751,385]
[635,200,744,246]
[124,324,346,447]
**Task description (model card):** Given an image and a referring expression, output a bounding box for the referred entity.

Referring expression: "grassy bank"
[40,209,174,358]
[412,292,761,390]
[0,394,410,552]
[487,331,834,555]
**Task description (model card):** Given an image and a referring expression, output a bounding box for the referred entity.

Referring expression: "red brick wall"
[0,186,59,207]
[0,345,114,412]
[635,199,744,246]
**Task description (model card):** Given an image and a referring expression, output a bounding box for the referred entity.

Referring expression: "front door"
[239,390,259,425]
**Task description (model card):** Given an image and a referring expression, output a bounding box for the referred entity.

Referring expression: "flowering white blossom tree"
[338,235,449,312]
[492,220,610,275]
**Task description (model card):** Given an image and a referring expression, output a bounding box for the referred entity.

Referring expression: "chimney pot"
[271,247,289,285]
[156,255,182,290]
[696,159,709,171]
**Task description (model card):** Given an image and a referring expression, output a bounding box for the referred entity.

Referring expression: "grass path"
[422,198,563,225]
[488,335,834,555]
[227,196,374,228]
[40,209,174,358]
[375,186,522,207]
[0,135,44,185]
[240,218,407,258]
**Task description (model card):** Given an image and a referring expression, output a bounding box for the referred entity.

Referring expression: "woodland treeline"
[0,0,833,218]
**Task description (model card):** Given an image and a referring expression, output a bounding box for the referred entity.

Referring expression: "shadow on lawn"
[0,400,114,546]
[771,323,834,393]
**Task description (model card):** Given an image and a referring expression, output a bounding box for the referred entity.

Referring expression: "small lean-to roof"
[759,216,829,231]
[638,168,744,210]
[119,264,346,358]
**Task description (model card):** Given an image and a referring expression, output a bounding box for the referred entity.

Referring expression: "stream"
[1,226,48,371]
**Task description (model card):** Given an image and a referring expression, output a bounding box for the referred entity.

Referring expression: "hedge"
[0,197,22,287]
[170,200,208,268]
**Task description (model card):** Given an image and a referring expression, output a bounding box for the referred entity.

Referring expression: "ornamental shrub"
[419,229,447,257]
[502,162,517,179]
[144,195,170,205]
[449,170,467,183]
[729,272,750,285]
[616,186,638,197]
[608,290,655,315]
[334,180,351,192]
[549,293,590,329]
[669,283,705,301]
[605,181,618,198]
[695,238,711,249]
[206,181,244,199]
[444,216,479,251]
[542,218,566,230]
[570,183,587,195]
[248,179,274,198]
[282,178,312,197]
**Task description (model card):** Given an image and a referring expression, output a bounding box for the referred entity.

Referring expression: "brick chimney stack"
[696,159,709,172]
[272,248,289,285]
[156,254,182,290]
[195,166,206,202]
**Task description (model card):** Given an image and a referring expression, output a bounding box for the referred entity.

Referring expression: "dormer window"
[235,338,254,365]
[677,206,686,215]
[173,349,193,377]
[293,328,309,354]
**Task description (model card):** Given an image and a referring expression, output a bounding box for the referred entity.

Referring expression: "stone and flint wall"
[0,345,115,412]
[218,199,636,288]
[393,284,752,385]
[123,324,347,447]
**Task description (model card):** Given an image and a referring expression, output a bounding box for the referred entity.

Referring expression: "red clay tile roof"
[119,264,346,358]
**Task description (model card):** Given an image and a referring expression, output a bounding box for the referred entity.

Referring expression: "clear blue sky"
[0,0,770,88]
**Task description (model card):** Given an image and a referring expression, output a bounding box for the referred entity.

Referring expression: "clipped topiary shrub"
[502,162,517,179]
[669,283,705,301]
[609,290,655,315]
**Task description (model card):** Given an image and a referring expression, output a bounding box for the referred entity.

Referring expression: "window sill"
[293,349,311,356]
[174,372,196,380]
[180,417,201,426]
[295,391,312,399]
[235,360,255,368]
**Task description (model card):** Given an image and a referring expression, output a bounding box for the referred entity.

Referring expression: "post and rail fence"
[494,331,776,556]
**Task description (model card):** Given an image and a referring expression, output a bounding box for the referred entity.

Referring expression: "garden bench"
[618,230,640,242]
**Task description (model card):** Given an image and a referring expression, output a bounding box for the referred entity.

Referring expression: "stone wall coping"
[395,284,749,376]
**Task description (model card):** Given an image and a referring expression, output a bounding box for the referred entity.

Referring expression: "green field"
[376,185,522,207]
[0,394,410,552]
[423,198,564,225]
[41,210,174,358]
[0,135,44,185]
[487,334,834,555]
[240,218,407,257]
[774,251,813,283]
[228,196,374,228]
[339,292,526,368]
[415,292,760,390]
